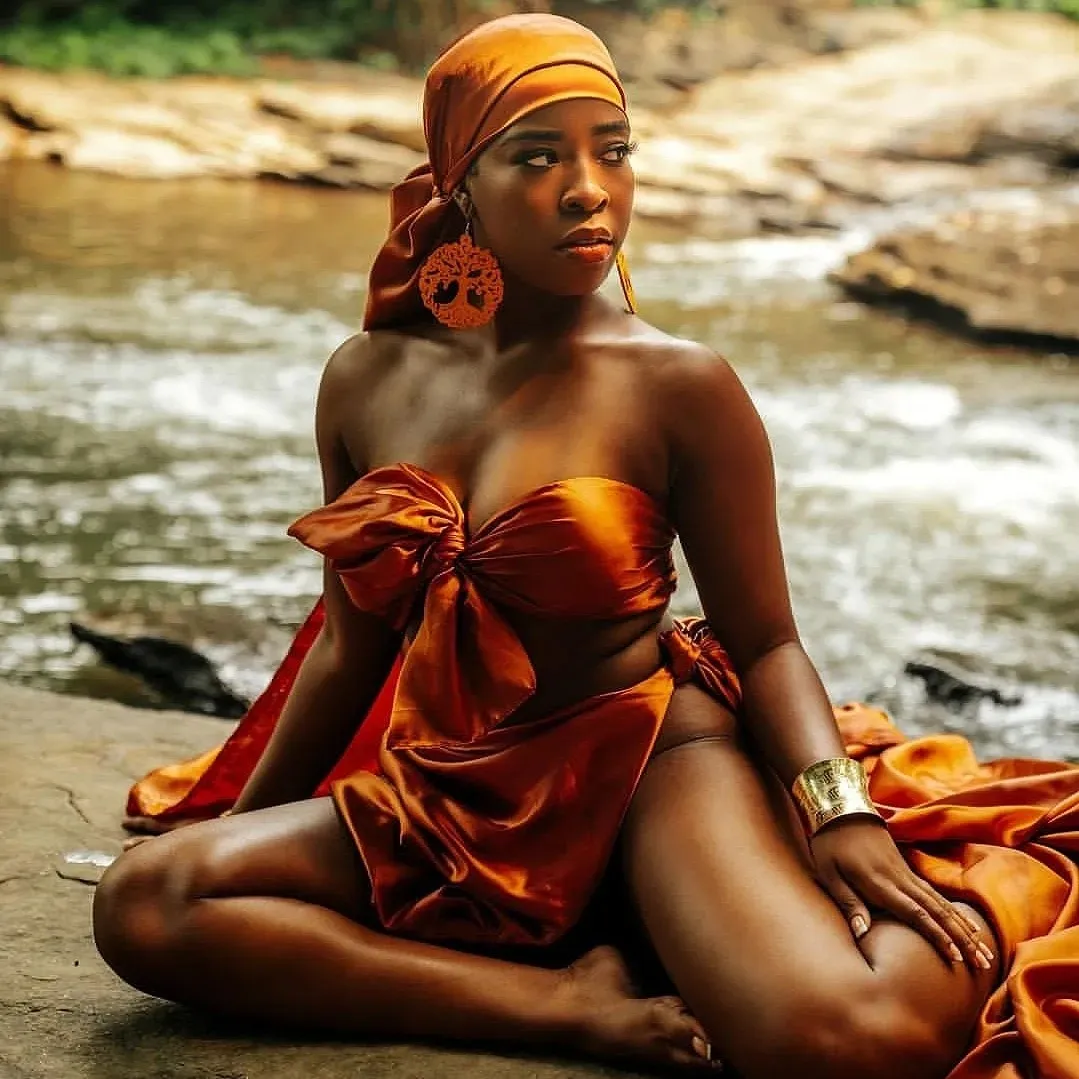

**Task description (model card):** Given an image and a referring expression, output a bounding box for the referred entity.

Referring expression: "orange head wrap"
[362,13,628,332]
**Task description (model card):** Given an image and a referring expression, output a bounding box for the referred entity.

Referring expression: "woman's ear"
[453,188,474,223]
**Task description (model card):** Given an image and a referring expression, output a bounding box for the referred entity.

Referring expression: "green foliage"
[0,21,258,77]
[854,0,1079,17]
[574,0,718,12]
[0,0,404,75]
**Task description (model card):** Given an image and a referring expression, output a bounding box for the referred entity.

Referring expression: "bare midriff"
[404,607,672,726]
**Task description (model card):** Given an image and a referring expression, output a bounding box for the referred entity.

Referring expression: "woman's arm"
[659,346,990,968]
[662,348,841,786]
[228,569,400,813]
[231,337,402,813]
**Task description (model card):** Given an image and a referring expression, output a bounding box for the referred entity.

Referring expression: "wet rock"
[69,621,249,719]
[975,77,1079,167]
[0,113,23,159]
[650,17,1079,238]
[318,132,425,189]
[882,77,1079,169]
[903,660,1022,709]
[832,189,1079,344]
[0,69,330,181]
[257,79,426,152]
[671,21,1079,161]
[789,155,982,205]
[632,185,764,237]
[52,850,116,886]
[24,126,222,180]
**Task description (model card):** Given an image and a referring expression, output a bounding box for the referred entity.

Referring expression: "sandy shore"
[0,679,626,1079]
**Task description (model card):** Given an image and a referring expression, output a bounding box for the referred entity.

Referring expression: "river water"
[2,161,1077,760]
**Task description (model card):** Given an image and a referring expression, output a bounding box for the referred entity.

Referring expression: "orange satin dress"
[288,463,740,946]
[126,463,1079,1077]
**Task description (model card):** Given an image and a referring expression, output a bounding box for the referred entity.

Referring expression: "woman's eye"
[518,149,557,169]
[601,142,637,164]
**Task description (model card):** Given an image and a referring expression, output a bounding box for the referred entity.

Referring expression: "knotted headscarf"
[362,13,629,331]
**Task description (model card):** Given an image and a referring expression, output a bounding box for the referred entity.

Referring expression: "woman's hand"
[810,817,994,970]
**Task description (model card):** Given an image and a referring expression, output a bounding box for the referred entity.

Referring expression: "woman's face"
[463,97,635,298]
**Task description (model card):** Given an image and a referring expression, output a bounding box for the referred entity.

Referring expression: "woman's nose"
[560,161,609,214]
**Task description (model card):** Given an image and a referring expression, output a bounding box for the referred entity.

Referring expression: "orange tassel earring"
[418,220,504,330]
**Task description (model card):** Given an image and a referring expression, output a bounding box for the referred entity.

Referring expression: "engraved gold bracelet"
[791,756,882,838]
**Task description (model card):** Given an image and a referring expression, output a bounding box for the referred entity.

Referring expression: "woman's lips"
[556,240,613,264]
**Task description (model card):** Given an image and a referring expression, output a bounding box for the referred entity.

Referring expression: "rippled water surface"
[2,161,1077,759]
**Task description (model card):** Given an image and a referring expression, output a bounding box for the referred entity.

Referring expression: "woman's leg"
[93,797,712,1070]
[623,684,999,1079]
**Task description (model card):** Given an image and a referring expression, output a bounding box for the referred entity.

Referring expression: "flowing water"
[2,161,1077,760]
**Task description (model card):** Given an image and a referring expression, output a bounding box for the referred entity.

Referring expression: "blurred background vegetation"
[1,0,1077,79]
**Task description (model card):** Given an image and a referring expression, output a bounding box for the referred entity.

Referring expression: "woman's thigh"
[622,683,996,1079]
[96,797,373,941]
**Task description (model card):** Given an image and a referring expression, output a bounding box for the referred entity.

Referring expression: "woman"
[93,14,1079,1078]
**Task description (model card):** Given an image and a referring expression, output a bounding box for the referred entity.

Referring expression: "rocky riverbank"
[2,9,1078,343]
[833,187,1079,347]
[0,679,629,1079]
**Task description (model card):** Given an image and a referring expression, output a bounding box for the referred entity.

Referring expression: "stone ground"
[0,680,632,1079]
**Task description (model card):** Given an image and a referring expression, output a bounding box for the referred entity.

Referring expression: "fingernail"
[692,1036,712,1061]
[977,944,994,969]
[851,915,869,938]
[949,943,963,963]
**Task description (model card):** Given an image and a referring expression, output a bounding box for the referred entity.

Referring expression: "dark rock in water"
[831,190,1079,348]
[69,622,249,719]
[904,660,1022,710]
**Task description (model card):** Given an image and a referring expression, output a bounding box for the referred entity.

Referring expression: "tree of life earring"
[418,203,504,329]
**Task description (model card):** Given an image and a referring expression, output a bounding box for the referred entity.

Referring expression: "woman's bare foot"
[559,945,720,1072]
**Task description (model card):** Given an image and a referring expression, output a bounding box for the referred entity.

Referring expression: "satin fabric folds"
[291,464,735,945]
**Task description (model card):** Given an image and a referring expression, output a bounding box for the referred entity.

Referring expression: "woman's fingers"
[121,814,171,834]
[833,845,994,968]
[885,886,964,963]
[121,834,157,851]
[811,824,996,970]
[909,881,994,970]
[818,866,873,941]
[872,881,992,969]
[122,814,210,836]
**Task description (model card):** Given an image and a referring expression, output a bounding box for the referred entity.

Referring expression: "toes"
[653,997,714,1060]
[668,1045,724,1071]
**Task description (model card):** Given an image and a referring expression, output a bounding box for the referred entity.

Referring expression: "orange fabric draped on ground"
[127,463,1079,1077]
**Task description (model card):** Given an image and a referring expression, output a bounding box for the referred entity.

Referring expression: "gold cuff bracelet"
[791,756,882,837]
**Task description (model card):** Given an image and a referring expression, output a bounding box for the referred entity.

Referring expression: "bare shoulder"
[624,324,745,418]
[316,328,434,424]
[315,332,407,489]
[623,323,769,472]
[319,331,391,394]
[321,326,479,392]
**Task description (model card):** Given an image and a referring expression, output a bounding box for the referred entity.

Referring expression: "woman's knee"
[92,828,221,993]
[94,842,170,990]
[741,977,960,1079]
